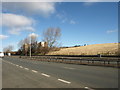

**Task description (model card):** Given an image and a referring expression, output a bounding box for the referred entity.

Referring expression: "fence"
[19,56,120,68]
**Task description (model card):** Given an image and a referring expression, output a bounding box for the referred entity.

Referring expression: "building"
[23,41,48,50]
[38,42,48,47]
[23,43,29,51]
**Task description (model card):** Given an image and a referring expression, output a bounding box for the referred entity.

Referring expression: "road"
[2,56,118,88]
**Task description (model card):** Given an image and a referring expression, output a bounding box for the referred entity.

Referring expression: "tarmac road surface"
[2,56,118,88]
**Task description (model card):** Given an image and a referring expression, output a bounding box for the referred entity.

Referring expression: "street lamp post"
[30,32,31,57]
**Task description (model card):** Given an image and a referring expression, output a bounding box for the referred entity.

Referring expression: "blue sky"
[0,2,118,51]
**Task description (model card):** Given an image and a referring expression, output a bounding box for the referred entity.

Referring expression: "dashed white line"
[3,61,8,63]
[41,73,50,77]
[63,67,75,70]
[19,66,23,68]
[58,79,71,84]
[24,68,29,70]
[16,65,19,67]
[2,60,16,66]
[12,64,16,65]
[85,87,89,89]
[84,87,94,90]
[31,70,38,73]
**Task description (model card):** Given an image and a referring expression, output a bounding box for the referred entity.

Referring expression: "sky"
[0,1,118,51]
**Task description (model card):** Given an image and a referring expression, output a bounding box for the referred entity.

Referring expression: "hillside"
[47,43,119,55]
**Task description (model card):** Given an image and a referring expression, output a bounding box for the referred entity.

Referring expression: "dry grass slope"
[48,43,119,55]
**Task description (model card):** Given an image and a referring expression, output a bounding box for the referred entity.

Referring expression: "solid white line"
[11,63,14,65]
[31,70,38,73]
[58,79,71,84]
[41,73,50,77]
[24,68,29,70]
[19,66,23,68]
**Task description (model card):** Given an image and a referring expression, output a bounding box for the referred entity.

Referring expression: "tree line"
[3,27,61,55]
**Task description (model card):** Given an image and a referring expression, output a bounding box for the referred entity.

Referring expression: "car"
[0,52,4,58]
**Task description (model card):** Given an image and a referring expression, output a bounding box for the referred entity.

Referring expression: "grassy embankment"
[47,43,119,55]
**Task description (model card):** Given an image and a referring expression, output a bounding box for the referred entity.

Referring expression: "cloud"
[56,13,65,19]
[84,2,96,6]
[2,0,119,2]
[56,13,77,24]
[28,33,39,38]
[70,20,76,24]
[0,34,9,39]
[84,0,99,6]
[2,0,62,2]
[83,0,109,6]
[85,0,100,1]
[56,13,67,23]
[84,0,118,2]
[83,0,119,6]
[3,2,56,17]
[0,13,35,35]
[107,30,118,34]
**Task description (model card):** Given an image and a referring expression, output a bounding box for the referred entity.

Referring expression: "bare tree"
[18,37,30,48]
[18,38,30,56]
[43,27,61,48]
[3,45,14,54]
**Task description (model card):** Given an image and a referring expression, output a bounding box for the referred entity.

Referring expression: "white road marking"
[63,67,75,70]
[8,62,11,64]
[31,70,38,73]
[3,60,8,63]
[85,87,89,89]
[16,65,19,67]
[24,68,29,70]
[2,61,16,66]
[19,66,23,68]
[58,79,71,84]
[41,73,50,77]
[84,87,94,90]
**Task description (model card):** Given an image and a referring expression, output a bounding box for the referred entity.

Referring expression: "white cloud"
[3,2,56,17]
[56,13,67,23]
[2,0,119,2]
[0,13,35,35]
[1,13,33,27]
[29,33,39,38]
[84,2,96,6]
[84,0,119,2]
[56,13,65,19]
[0,34,9,39]
[84,0,100,6]
[83,0,117,6]
[70,20,76,24]
[107,30,118,34]
[85,0,100,2]
[56,13,77,24]
[62,18,67,23]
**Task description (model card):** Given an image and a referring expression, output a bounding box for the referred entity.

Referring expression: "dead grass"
[47,43,119,55]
